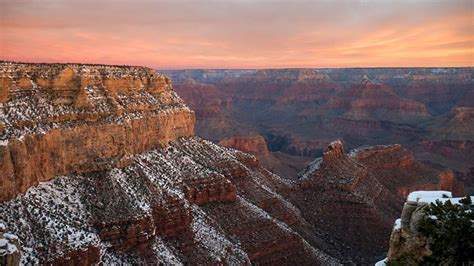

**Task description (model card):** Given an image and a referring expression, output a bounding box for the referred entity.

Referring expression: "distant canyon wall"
[165,68,473,180]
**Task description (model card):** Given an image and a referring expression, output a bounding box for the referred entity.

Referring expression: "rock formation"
[0,62,195,201]
[379,191,474,265]
[0,62,339,265]
[218,134,270,157]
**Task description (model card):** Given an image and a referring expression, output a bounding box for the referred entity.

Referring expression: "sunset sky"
[1,0,472,69]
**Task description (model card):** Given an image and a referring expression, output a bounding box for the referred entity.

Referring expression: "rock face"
[165,68,473,182]
[0,62,195,201]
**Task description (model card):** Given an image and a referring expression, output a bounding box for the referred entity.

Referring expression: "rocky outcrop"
[381,191,474,265]
[437,170,465,196]
[0,62,195,201]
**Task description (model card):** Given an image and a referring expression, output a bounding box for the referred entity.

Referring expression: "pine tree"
[418,197,474,265]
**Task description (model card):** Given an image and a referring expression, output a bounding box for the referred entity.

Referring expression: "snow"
[3,233,19,241]
[191,205,249,264]
[6,243,17,254]
[419,196,474,205]
[393,218,401,230]
[375,257,387,266]
[299,158,322,179]
[407,191,452,202]
[151,238,183,265]
[406,190,474,205]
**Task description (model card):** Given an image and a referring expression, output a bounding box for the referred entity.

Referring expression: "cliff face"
[0,62,195,201]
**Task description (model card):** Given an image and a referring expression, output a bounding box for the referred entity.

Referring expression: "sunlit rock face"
[0,62,195,201]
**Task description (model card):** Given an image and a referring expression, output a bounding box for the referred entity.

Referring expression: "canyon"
[164,68,473,190]
[0,62,469,265]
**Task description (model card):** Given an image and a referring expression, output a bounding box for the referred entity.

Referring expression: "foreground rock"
[0,62,195,201]
[0,223,20,266]
[377,191,474,265]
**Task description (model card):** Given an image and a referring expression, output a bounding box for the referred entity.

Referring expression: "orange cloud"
[0,0,472,68]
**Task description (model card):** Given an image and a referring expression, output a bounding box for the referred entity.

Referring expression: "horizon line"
[2,59,473,70]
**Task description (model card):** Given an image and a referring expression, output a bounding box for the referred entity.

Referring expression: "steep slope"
[279,141,465,264]
[0,137,338,265]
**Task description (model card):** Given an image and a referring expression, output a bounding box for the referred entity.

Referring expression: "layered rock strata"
[0,62,195,201]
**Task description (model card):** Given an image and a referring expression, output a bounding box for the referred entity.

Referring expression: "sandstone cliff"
[0,62,195,201]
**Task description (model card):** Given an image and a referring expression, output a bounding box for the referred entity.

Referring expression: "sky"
[0,0,472,69]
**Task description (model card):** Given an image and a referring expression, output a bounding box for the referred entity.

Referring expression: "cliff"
[0,62,195,201]
[218,134,270,157]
